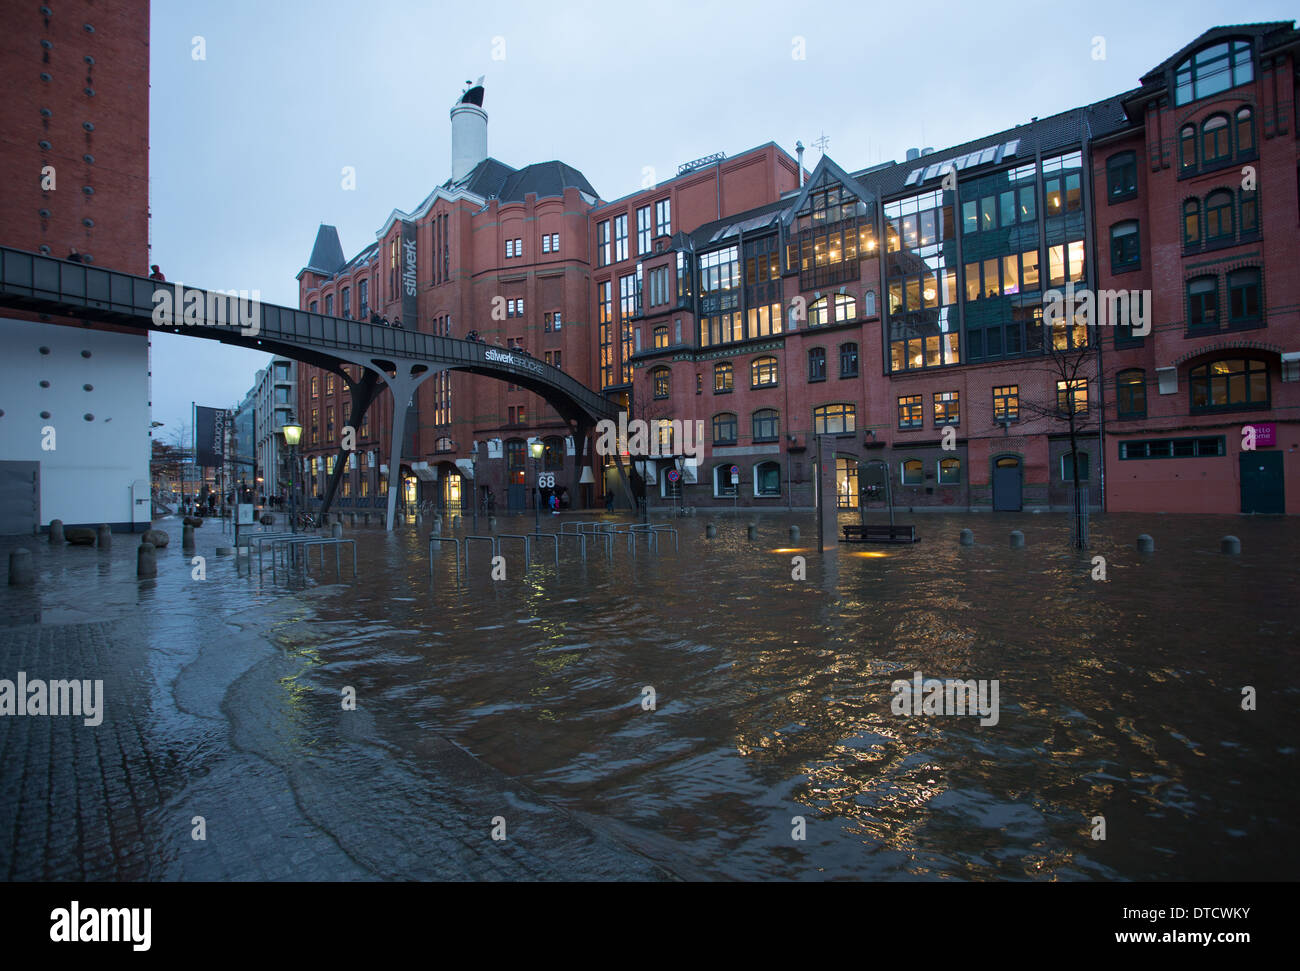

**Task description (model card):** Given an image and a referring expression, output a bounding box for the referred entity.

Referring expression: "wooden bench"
[841,523,919,544]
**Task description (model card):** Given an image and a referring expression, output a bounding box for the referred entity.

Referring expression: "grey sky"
[146,0,1290,438]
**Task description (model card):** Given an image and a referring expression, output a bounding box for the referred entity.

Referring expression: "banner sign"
[194,406,229,467]
[400,219,419,328]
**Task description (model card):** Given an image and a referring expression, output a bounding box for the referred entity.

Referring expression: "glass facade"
[886,188,959,372]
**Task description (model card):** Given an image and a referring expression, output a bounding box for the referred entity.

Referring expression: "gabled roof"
[780,155,875,225]
[296,224,346,280]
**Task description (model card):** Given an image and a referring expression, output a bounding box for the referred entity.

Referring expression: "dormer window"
[1174,39,1252,106]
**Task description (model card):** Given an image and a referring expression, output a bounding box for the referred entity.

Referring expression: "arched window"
[310,374,319,397]
[1187,276,1219,330]
[1179,125,1197,172]
[754,461,781,497]
[712,412,737,444]
[1174,39,1253,106]
[1190,358,1269,411]
[808,347,827,381]
[1201,115,1231,166]
[833,293,856,322]
[1183,199,1201,247]
[813,403,855,435]
[839,342,859,377]
[1236,107,1255,155]
[651,366,671,399]
[1116,369,1146,419]
[713,361,733,393]
[1205,189,1233,241]
[1110,221,1140,270]
[901,459,923,485]
[938,458,961,485]
[434,436,454,452]
[752,408,779,442]
[808,297,829,327]
[751,356,779,387]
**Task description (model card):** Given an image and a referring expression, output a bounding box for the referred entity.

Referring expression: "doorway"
[992,455,1022,511]
[1240,451,1284,514]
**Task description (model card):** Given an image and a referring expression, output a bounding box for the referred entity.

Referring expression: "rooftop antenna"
[813,132,830,156]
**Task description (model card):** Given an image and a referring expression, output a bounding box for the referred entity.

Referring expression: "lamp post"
[471,441,479,532]
[282,417,303,534]
[530,439,544,530]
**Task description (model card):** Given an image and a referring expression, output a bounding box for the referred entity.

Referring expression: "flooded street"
[2,510,1296,881]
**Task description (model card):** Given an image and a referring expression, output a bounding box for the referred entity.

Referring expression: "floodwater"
[264,509,1298,880]
[3,509,1296,880]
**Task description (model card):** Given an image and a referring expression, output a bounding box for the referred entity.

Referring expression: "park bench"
[841,523,920,544]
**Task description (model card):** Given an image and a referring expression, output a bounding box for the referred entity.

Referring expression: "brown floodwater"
[264,509,1299,880]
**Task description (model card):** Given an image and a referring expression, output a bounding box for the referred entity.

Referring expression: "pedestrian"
[604,490,614,512]
[149,264,165,281]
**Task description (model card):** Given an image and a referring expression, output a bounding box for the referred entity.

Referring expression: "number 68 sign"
[538,472,555,488]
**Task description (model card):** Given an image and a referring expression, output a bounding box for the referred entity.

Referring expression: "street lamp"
[282,416,303,534]
[530,439,544,530]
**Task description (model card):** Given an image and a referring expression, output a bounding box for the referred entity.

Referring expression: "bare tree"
[1018,321,1099,549]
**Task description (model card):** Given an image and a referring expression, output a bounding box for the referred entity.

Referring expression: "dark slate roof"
[498,160,598,202]
[436,157,598,203]
[688,197,791,248]
[339,241,378,273]
[303,224,346,276]
[441,156,517,198]
[850,94,1132,199]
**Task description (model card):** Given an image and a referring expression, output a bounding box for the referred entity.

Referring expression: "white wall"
[0,317,151,528]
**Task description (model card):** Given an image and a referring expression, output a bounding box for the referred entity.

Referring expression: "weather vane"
[813,132,830,155]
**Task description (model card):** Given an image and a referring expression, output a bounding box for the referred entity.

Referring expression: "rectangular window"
[597,221,610,267]
[898,395,923,429]
[542,235,551,254]
[808,348,826,382]
[655,198,671,237]
[993,385,1019,422]
[598,281,613,388]
[1057,378,1088,416]
[614,214,629,262]
[1120,436,1225,459]
[637,206,652,255]
[325,294,334,316]
[934,391,960,425]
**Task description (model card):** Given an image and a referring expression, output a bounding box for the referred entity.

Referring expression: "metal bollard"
[1009,530,1025,549]
[9,548,34,586]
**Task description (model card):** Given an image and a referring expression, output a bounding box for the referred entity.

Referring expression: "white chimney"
[450,84,488,184]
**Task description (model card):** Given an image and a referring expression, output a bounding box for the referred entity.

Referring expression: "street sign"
[667,469,680,483]
[730,464,739,485]
[236,503,255,525]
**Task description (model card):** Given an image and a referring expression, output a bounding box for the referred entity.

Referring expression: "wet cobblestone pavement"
[0,518,671,881]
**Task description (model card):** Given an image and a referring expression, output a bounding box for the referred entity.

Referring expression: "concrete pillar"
[331,522,343,538]
[96,524,111,548]
[137,542,157,577]
[48,519,64,545]
[9,548,34,586]
[706,523,716,539]
[959,528,974,546]
[1009,530,1025,549]
[746,523,757,541]
[1220,535,1241,555]
[789,525,800,541]
[1136,534,1154,553]
[182,524,195,552]
[489,516,497,532]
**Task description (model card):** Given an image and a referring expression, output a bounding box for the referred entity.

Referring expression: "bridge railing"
[0,246,617,421]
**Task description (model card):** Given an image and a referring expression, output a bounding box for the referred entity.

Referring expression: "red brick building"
[297,24,1300,519]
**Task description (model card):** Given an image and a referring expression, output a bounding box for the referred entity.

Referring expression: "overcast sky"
[147,0,1291,437]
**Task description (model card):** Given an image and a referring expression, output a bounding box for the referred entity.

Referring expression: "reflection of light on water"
[770,548,808,554]
[851,551,890,558]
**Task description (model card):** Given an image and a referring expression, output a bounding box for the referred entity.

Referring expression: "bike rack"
[428,536,462,584]
[527,532,561,565]
[464,535,497,573]
[554,531,587,561]
[497,534,531,569]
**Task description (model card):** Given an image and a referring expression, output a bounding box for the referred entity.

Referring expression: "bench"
[842,523,919,544]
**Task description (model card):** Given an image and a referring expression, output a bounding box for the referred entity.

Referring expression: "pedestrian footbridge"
[0,247,625,529]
